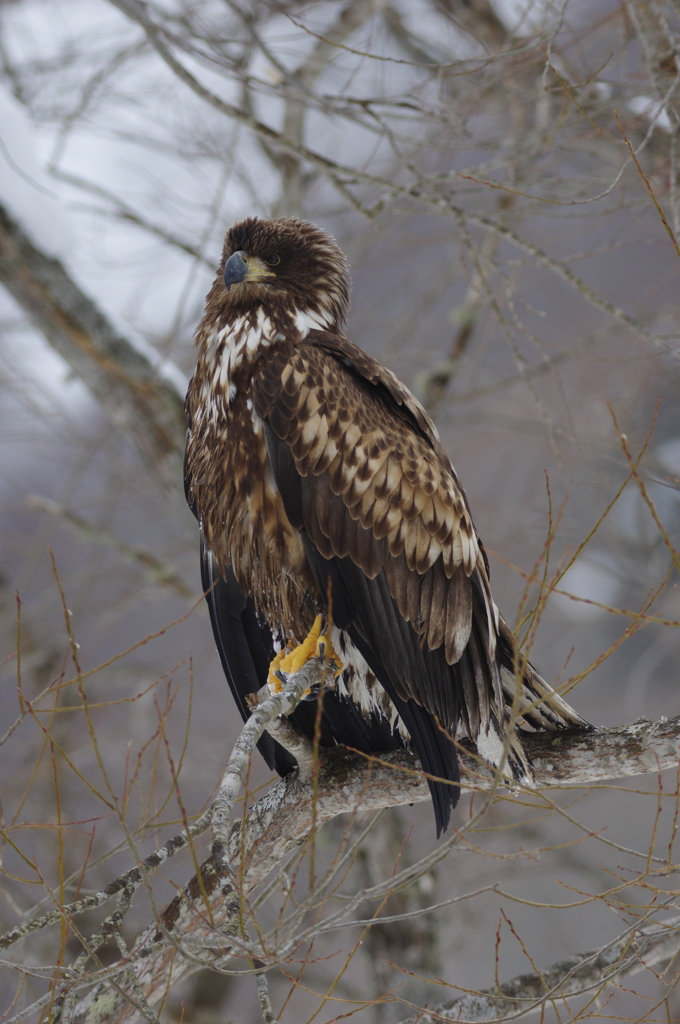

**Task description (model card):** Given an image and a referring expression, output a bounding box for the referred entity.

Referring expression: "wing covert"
[252,337,496,672]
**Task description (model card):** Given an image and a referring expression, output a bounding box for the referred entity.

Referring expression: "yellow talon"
[284,615,323,675]
[267,614,344,695]
[267,647,289,693]
[315,632,343,678]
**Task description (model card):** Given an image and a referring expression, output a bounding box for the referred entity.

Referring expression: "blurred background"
[0,1,679,1021]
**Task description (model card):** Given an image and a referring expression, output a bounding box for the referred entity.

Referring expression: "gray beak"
[224,250,248,292]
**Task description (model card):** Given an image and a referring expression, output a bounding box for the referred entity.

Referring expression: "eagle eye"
[265,254,280,266]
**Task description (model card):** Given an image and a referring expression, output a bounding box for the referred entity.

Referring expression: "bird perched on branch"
[185,217,588,836]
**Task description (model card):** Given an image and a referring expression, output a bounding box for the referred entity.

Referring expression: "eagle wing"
[252,333,503,784]
[188,458,405,782]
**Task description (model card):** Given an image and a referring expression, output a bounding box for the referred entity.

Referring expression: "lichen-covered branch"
[210,660,338,860]
[52,703,680,1024]
[395,912,680,1023]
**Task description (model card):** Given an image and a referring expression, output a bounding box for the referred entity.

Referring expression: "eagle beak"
[224,251,277,292]
[224,250,248,292]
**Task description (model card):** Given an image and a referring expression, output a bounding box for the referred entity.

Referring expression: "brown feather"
[426,558,448,652]
[444,569,473,665]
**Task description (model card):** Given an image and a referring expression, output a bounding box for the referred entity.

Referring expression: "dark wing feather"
[254,334,495,835]
[306,534,462,835]
[199,539,297,775]
[199,536,405,771]
[197,529,404,778]
[252,336,498,713]
[187,410,404,772]
[264,424,461,834]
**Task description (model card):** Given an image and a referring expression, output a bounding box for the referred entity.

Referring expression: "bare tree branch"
[0,200,185,486]
[42,704,680,1024]
[395,911,680,1023]
[26,496,196,599]
[276,0,383,216]
[50,168,214,267]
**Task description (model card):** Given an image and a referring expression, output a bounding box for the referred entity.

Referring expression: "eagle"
[185,217,588,836]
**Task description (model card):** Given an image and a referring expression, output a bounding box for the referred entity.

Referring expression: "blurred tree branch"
[50,169,214,268]
[0,200,185,488]
[275,0,382,216]
[26,496,197,600]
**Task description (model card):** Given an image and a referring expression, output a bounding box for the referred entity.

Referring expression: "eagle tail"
[474,712,535,790]
[473,617,591,790]
[497,618,589,732]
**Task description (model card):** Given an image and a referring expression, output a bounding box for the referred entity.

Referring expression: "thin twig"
[614,110,680,259]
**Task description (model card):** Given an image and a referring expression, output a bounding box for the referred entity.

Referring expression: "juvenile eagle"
[185,217,588,835]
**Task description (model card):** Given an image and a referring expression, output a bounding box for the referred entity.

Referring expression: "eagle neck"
[194,307,277,404]
[196,302,338,403]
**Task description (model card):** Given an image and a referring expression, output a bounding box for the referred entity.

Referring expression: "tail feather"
[473,616,590,787]
[497,617,589,730]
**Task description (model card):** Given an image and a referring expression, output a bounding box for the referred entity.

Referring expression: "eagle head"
[205,216,350,332]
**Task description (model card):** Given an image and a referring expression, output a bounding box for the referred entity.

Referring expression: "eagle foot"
[267,614,343,695]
